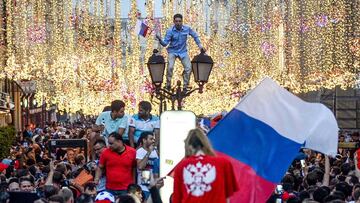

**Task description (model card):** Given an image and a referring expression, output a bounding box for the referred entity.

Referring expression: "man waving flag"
[208,77,338,203]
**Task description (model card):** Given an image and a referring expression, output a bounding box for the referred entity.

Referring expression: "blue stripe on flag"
[139,23,148,37]
[208,109,302,183]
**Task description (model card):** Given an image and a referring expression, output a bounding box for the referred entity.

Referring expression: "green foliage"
[0,126,16,159]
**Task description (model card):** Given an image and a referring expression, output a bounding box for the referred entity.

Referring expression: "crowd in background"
[0,100,359,203]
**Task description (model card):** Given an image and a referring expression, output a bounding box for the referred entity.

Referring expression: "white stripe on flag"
[134,20,142,35]
[235,77,338,156]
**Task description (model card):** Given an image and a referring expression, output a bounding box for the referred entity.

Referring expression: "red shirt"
[173,154,238,203]
[99,146,136,190]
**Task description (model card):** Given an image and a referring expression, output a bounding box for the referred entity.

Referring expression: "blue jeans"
[166,53,192,89]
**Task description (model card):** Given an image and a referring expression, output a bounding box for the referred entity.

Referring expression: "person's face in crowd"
[173,17,183,30]
[20,180,34,192]
[108,136,123,152]
[352,135,359,141]
[8,182,20,191]
[84,188,97,198]
[112,107,125,119]
[94,143,105,158]
[27,149,36,161]
[339,136,345,142]
[134,190,143,202]
[42,153,49,160]
[144,134,156,148]
[67,150,75,162]
[138,106,150,119]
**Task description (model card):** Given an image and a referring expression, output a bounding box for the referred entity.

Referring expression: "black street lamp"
[191,50,214,93]
[147,49,214,113]
[147,49,166,89]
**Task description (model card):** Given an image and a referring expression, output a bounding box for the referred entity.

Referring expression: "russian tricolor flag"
[208,78,338,203]
[135,20,150,37]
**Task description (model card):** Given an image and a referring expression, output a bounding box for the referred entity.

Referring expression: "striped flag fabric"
[135,20,150,37]
[208,77,338,203]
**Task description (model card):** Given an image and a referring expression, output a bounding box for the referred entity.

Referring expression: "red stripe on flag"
[143,26,149,37]
[216,151,276,203]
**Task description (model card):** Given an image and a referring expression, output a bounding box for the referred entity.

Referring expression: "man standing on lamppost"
[156,14,206,92]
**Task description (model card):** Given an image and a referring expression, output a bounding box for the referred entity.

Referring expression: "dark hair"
[16,169,29,178]
[323,194,344,202]
[127,184,142,194]
[286,196,301,203]
[109,132,123,142]
[354,188,360,201]
[48,195,64,203]
[349,175,359,186]
[83,182,97,192]
[7,178,19,186]
[52,171,64,185]
[137,131,154,146]
[306,172,320,186]
[76,193,94,203]
[282,174,295,185]
[332,190,346,200]
[55,164,67,175]
[353,183,360,191]
[28,165,37,177]
[313,187,329,203]
[337,175,346,182]
[43,185,59,199]
[118,195,135,203]
[111,100,125,112]
[139,101,152,112]
[331,166,341,176]
[340,163,351,175]
[74,154,85,165]
[335,182,351,198]
[19,176,34,186]
[320,186,331,196]
[35,136,42,143]
[94,139,106,147]
[25,157,35,166]
[173,13,183,20]
[102,106,111,112]
[298,191,310,202]
[78,130,86,139]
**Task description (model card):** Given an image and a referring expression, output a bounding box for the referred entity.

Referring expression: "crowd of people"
[0,100,165,203]
[267,131,360,203]
[0,97,358,203]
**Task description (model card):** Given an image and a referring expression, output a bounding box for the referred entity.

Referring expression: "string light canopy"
[0,0,358,115]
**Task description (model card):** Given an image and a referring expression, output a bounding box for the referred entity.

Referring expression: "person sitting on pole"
[156,13,206,92]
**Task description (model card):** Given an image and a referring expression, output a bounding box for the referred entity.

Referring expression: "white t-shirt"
[136,147,159,192]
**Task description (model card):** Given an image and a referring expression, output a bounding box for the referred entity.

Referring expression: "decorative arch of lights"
[0,0,359,115]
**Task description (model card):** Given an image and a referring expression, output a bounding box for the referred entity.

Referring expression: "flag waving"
[208,77,338,203]
[135,20,150,37]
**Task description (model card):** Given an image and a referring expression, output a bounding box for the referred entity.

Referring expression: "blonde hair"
[184,128,215,157]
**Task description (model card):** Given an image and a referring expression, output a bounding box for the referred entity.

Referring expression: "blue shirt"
[129,114,160,143]
[159,25,202,59]
[95,111,128,138]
